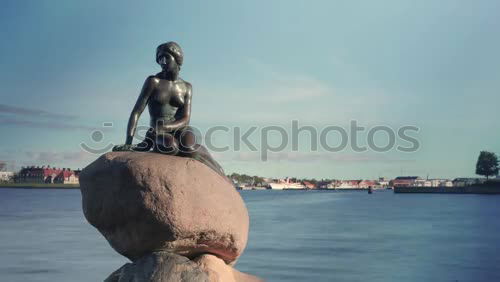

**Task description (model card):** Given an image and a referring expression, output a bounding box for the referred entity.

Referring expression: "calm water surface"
[0,188,499,282]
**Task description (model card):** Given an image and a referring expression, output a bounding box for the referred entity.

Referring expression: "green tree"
[475,151,499,179]
[0,161,6,171]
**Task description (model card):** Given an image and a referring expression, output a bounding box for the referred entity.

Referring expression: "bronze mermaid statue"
[113,42,225,176]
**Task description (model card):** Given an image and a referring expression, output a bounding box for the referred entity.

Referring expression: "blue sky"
[1,0,499,179]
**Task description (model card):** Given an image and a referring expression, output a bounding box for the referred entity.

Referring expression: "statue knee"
[177,129,197,153]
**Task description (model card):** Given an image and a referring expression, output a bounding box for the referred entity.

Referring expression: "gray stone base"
[105,252,263,282]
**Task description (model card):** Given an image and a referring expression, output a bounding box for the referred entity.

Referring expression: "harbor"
[233,174,500,194]
[3,165,500,194]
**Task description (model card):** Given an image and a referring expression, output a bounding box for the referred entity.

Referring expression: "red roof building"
[16,166,79,184]
[390,176,420,188]
[359,180,377,188]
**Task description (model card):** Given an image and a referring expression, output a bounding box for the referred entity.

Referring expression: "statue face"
[157,52,178,73]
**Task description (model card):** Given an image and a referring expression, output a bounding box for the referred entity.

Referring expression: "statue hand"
[112,144,134,152]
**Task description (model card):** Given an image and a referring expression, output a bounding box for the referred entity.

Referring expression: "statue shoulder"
[179,78,192,96]
[146,75,161,85]
[138,76,159,95]
[186,82,192,95]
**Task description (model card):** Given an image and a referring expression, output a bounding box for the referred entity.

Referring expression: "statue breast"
[151,81,186,107]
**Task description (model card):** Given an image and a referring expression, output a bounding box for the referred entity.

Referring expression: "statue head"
[156,42,183,75]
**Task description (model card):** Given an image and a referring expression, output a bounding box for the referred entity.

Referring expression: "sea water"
[0,188,499,282]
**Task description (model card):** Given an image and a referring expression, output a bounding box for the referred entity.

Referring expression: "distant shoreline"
[394,183,500,194]
[0,183,80,189]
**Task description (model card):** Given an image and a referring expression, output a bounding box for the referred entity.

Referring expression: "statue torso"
[148,76,189,129]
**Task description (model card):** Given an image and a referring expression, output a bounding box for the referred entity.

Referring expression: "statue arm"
[160,83,192,132]
[125,76,155,145]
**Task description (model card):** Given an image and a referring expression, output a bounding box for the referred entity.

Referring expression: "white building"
[429,179,453,187]
[0,171,14,182]
[64,173,79,184]
[414,179,430,187]
[412,178,454,187]
[378,178,390,188]
[337,180,361,189]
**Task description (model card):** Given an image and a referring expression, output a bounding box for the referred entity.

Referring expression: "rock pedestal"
[80,152,261,281]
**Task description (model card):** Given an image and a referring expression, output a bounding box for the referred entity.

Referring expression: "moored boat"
[268,178,306,190]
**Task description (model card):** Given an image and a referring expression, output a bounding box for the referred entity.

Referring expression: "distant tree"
[253,176,264,185]
[229,172,263,185]
[11,172,19,183]
[0,161,5,171]
[475,151,499,179]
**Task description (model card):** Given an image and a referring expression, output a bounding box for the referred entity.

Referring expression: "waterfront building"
[414,179,431,187]
[428,179,453,187]
[0,171,14,182]
[16,166,80,184]
[377,177,390,188]
[338,180,362,189]
[390,176,420,187]
[359,180,377,188]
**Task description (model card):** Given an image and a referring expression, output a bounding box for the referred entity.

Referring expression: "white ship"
[268,178,306,190]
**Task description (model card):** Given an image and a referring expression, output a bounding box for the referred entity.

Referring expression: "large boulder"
[80,152,249,264]
[104,252,209,282]
[194,254,263,282]
[105,252,262,282]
